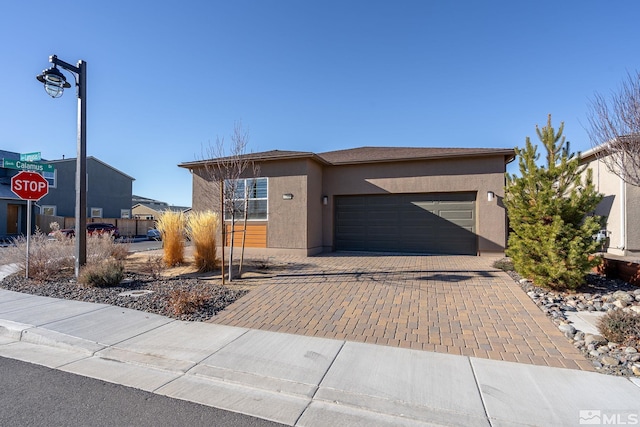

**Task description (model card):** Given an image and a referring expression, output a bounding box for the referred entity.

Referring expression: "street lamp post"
[37,55,87,278]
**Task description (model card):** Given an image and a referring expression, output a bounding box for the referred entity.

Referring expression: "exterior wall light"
[283,193,294,200]
[487,191,495,202]
[322,196,328,205]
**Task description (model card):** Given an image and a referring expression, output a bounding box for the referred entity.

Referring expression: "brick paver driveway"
[211,253,592,371]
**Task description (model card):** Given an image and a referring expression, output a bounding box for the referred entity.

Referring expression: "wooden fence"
[36,215,156,238]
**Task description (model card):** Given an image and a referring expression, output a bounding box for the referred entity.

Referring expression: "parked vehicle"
[48,223,120,239]
[147,228,162,241]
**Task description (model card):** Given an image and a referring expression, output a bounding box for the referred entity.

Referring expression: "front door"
[7,204,19,234]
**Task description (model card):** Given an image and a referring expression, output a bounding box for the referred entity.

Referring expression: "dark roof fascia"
[178,150,330,169]
[319,148,516,166]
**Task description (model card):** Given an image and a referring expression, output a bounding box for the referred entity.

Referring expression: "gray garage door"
[335,193,477,255]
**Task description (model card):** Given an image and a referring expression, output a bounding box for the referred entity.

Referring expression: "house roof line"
[45,156,136,181]
[179,147,515,168]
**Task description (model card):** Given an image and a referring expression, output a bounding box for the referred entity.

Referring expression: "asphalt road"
[0,356,285,427]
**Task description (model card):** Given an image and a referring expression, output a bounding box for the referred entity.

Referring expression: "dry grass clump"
[87,233,130,263]
[79,259,124,287]
[168,288,209,315]
[187,211,220,272]
[3,229,75,280]
[597,309,640,345]
[156,211,185,267]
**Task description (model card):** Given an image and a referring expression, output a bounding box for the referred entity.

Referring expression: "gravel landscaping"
[0,272,247,322]
[512,270,640,376]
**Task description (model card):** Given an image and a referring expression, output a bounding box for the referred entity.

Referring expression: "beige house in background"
[179,146,515,257]
[131,195,191,220]
[581,147,640,256]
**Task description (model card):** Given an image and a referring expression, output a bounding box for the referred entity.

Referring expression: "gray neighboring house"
[581,146,640,256]
[40,156,135,219]
[0,150,135,239]
[0,150,28,238]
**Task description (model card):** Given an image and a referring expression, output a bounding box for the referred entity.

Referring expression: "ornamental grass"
[187,210,220,272]
[156,211,185,267]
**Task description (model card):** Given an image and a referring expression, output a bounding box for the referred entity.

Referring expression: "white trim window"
[120,209,131,219]
[90,207,103,218]
[41,205,56,216]
[224,177,268,220]
[43,170,56,188]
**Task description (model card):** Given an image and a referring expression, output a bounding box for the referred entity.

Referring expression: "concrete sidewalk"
[1,289,639,426]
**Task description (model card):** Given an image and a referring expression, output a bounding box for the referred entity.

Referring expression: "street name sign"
[20,152,41,162]
[2,159,54,173]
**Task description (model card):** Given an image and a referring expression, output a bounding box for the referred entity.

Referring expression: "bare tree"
[587,71,640,186]
[201,122,259,282]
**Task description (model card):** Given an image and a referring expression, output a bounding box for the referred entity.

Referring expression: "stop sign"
[11,171,49,200]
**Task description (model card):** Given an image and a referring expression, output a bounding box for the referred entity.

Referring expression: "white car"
[147,228,161,241]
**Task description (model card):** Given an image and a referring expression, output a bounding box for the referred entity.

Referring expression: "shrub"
[597,310,640,345]
[186,211,220,272]
[492,258,514,272]
[156,211,185,267]
[168,288,209,315]
[504,115,602,290]
[0,229,75,280]
[79,259,124,287]
[87,233,129,263]
[141,255,165,279]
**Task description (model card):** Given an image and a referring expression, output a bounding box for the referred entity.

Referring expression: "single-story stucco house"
[580,146,640,256]
[179,146,515,257]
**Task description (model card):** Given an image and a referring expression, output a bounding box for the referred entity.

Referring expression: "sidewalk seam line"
[468,357,494,427]
[293,339,346,426]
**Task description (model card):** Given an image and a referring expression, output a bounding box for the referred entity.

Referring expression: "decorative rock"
[558,323,576,334]
[613,300,628,309]
[624,347,638,354]
[596,345,610,353]
[632,364,640,376]
[601,355,620,366]
[612,290,635,303]
[585,334,607,347]
[629,306,640,314]
[574,331,585,341]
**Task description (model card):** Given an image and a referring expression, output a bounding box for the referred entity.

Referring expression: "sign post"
[11,171,50,278]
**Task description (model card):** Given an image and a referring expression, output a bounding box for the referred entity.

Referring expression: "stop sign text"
[11,171,49,200]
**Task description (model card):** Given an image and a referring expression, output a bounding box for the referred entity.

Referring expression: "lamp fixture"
[322,196,328,205]
[36,64,71,98]
[487,191,495,202]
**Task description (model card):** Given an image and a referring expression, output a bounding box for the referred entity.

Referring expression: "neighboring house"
[132,195,190,220]
[179,146,515,256]
[580,146,640,256]
[39,156,135,220]
[0,150,29,238]
[0,150,135,239]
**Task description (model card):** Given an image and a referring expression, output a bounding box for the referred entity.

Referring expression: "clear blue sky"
[3,1,639,207]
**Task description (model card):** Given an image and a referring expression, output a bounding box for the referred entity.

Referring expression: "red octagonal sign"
[11,171,49,201]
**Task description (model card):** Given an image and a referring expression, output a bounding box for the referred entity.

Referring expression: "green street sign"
[21,152,41,162]
[2,159,55,173]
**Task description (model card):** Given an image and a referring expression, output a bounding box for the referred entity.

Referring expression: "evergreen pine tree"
[505,115,603,290]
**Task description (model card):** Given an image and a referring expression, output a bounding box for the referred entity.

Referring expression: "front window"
[224,177,267,220]
[90,207,103,218]
[41,205,56,216]
[43,170,56,187]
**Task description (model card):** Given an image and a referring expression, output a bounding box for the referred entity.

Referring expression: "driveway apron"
[210,253,592,371]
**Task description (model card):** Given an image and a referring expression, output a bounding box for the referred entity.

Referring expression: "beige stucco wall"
[320,156,509,254]
[188,154,510,256]
[585,156,640,256]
